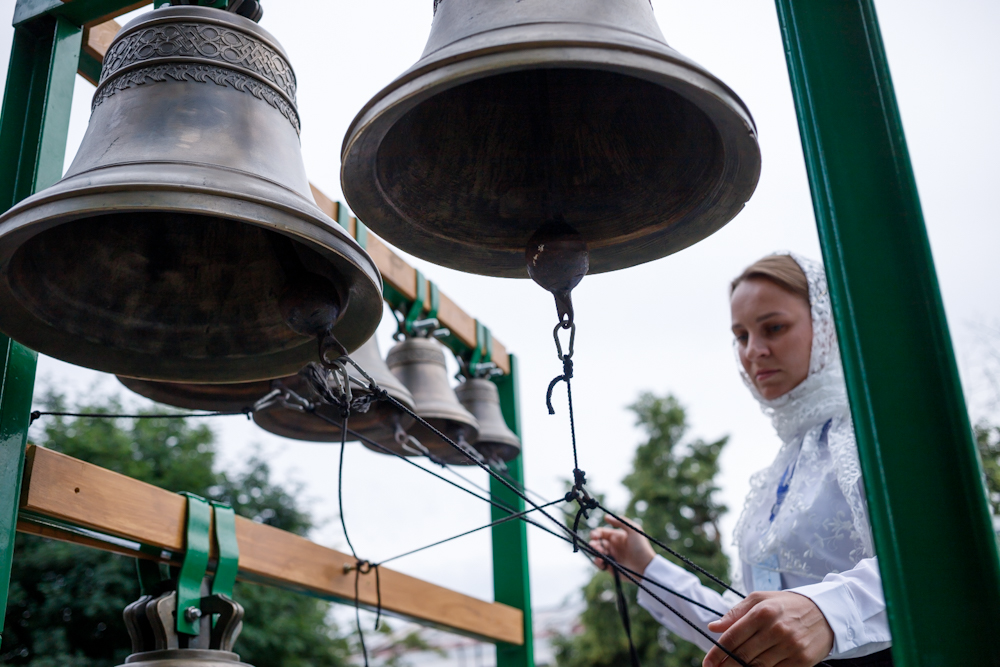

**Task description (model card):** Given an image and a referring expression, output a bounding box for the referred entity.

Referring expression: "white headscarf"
[732,253,874,582]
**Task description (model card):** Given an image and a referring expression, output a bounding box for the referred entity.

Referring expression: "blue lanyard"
[768,419,833,523]
[769,457,797,523]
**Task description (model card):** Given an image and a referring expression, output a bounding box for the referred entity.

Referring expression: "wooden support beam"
[79,19,510,374]
[18,445,524,645]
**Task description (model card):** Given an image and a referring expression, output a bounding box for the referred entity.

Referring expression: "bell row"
[119,331,521,466]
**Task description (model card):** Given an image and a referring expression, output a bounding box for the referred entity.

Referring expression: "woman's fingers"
[605,514,640,532]
[707,591,764,634]
[703,593,778,667]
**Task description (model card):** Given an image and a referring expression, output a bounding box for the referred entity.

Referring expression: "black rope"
[29,409,250,425]
[335,410,379,667]
[613,568,642,667]
[376,499,562,567]
[598,504,744,600]
[309,345,752,664]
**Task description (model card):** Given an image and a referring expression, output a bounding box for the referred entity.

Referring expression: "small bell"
[386,336,481,465]
[455,377,521,464]
[0,5,382,382]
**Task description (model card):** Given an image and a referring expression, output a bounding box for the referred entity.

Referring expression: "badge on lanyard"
[752,556,782,591]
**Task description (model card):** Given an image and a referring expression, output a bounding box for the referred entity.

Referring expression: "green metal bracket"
[336,201,352,231]
[14,0,140,30]
[491,354,533,666]
[403,270,428,335]
[469,321,493,376]
[177,493,212,635]
[210,502,239,599]
[427,281,440,321]
[355,220,369,250]
[775,1,1000,664]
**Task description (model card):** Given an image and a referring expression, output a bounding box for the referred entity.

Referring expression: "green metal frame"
[774,1,1000,664]
[11,0,993,664]
[493,355,534,667]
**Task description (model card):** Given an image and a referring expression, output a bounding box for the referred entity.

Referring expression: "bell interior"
[376,67,724,251]
[7,212,345,360]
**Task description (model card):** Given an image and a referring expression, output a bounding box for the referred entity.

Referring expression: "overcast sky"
[1,0,998,652]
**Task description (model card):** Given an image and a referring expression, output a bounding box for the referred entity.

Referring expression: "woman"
[590,254,892,667]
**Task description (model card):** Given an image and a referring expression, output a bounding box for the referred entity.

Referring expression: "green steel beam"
[0,338,38,643]
[14,0,149,29]
[492,354,534,667]
[774,1,1000,663]
[0,11,81,647]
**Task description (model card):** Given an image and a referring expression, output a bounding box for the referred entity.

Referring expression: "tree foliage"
[2,390,351,666]
[554,393,729,667]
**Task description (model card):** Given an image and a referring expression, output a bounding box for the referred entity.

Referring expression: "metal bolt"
[184,606,202,622]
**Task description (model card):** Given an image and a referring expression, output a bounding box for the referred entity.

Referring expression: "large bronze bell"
[254,334,416,444]
[0,5,382,382]
[341,0,761,279]
[386,337,481,465]
[455,378,521,465]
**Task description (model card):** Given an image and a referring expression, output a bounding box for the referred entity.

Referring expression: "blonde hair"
[730,254,809,303]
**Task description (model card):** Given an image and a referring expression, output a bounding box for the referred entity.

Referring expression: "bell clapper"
[525,219,589,330]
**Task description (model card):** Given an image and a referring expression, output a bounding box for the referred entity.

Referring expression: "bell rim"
[117,375,274,412]
[342,42,761,278]
[121,647,250,666]
[253,406,415,443]
[0,179,383,383]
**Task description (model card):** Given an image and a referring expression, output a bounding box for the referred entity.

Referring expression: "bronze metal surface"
[0,6,382,382]
[455,378,521,463]
[121,649,252,666]
[254,335,416,443]
[386,337,481,465]
[341,0,761,278]
[117,376,271,413]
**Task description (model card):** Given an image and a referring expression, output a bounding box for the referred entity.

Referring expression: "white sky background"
[0,0,998,634]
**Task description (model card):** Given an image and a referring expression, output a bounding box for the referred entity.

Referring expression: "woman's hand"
[702,591,834,667]
[588,515,656,576]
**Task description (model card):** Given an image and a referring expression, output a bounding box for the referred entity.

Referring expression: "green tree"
[2,390,351,666]
[554,393,729,667]
[977,421,1000,518]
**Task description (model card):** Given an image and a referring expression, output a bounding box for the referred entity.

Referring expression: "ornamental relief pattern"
[100,22,296,104]
[93,64,301,135]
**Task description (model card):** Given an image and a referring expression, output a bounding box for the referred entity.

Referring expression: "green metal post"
[774,2,1000,663]
[0,11,81,645]
[492,354,534,667]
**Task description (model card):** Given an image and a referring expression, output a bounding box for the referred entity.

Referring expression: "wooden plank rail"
[78,17,509,374]
[16,445,524,644]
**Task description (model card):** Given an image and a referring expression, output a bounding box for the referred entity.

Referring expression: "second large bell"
[342,0,761,278]
[0,6,382,382]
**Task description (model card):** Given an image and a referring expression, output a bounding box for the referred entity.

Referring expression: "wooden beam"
[18,445,524,644]
[82,20,511,374]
